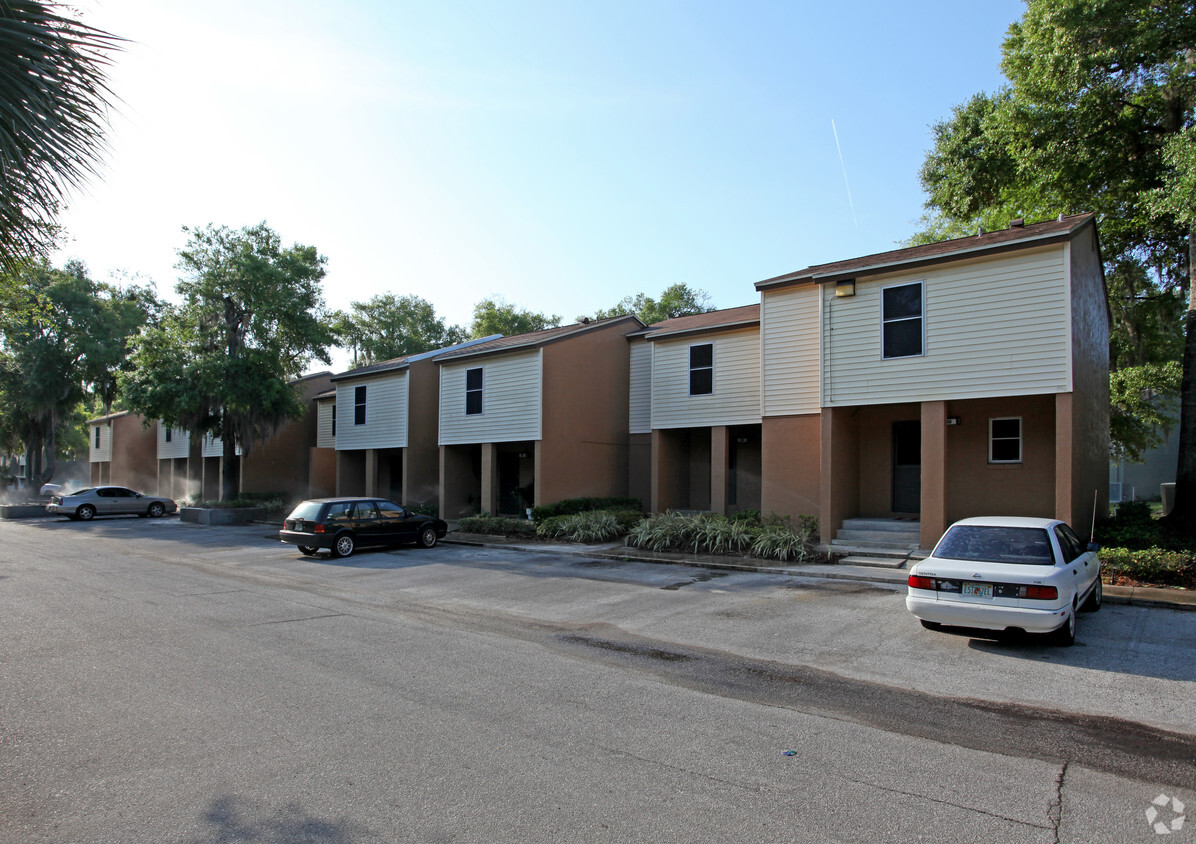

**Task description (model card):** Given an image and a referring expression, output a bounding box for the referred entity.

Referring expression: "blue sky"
[55,1,1026,370]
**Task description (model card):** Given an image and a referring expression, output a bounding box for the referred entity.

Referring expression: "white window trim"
[989,416,1023,464]
[465,367,484,416]
[688,342,714,397]
[880,280,925,360]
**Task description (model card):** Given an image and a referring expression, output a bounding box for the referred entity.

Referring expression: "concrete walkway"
[445,531,1196,612]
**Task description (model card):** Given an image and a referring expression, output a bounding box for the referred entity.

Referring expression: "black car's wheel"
[298,545,319,556]
[1081,577,1102,612]
[1050,608,1076,646]
[147,501,166,518]
[418,525,438,548]
[919,619,942,631]
[76,504,96,521]
[331,533,355,559]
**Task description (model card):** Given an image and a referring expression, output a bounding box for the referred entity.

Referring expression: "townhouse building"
[327,338,498,506]
[435,316,644,518]
[755,213,1109,549]
[88,411,158,490]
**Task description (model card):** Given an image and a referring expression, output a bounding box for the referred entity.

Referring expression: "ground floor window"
[989,417,1022,463]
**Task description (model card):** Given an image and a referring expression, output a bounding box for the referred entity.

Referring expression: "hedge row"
[1100,547,1195,589]
[625,511,818,563]
[529,497,642,522]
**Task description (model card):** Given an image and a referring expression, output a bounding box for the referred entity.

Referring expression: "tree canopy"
[333,293,466,368]
[121,222,334,500]
[915,0,1196,523]
[589,282,715,325]
[0,259,157,486]
[0,3,123,275]
[469,298,560,339]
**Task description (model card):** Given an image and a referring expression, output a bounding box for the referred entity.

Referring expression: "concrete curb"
[443,533,1196,612]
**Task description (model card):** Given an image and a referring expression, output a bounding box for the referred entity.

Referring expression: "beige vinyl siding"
[822,247,1071,406]
[201,435,241,458]
[761,285,821,416]
[316,399,336,448]
[650,328,761,429]
[629,338,651,434]
[438,350,542,445]
[157,422,189,459]
[335,372,408,450]
[89,423,112,463]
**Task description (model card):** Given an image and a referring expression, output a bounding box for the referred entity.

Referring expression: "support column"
[364,449,378,497]
[920,401,947,550]
[650,429,665,514]
[820,407,860,546]
[533,440,543,507]
[480,443,498,516]
[1055,392,1074,525]
[710,426,729,515]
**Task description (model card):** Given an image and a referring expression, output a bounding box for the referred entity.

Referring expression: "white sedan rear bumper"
[906,594,1070,634]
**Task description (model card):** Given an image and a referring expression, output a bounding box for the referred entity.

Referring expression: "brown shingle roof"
[756,213,1096,290]
[433,315,644,362]
[632,304,760,340]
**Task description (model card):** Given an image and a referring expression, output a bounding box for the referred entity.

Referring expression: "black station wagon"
[279,498,448,559]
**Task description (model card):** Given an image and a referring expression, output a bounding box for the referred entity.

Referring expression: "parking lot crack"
[840,777,1052,832]
[248,613,348,627]
[1048,761,1068,843]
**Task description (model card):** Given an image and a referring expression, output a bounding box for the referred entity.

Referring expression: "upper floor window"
[689,344,713,395]
[989,417,1022,463]
[331,404,336,436]
[466,368,483,415]
[354,386,367,425]
[94,427,101,448]
[882,282,924,359]
[164,428,172,443]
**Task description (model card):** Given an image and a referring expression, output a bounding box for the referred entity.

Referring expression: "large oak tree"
[122,223,334,501]
[917,0,1196,526]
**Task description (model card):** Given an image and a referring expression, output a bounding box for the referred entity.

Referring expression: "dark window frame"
[689,343,714,396]
[331,403,336,437]
[94,427,101,448]
[465,367,483,415]
[881,281,925,360]
[354,386,367,426]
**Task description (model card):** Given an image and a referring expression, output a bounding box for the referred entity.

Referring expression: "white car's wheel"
[1051,607,1076,647]
[76,504,96,521]
[1081,577,1102,612]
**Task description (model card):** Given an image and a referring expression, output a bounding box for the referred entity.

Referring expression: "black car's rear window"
[287,501,324,520]
[933,526,1055,566]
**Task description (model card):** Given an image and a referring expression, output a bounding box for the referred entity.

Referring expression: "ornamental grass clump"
[625,511,818,562]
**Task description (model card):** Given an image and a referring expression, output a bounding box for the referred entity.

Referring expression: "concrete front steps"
[827,518,924,568]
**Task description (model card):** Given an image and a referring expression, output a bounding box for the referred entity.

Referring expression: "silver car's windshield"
[933,526,1055,566]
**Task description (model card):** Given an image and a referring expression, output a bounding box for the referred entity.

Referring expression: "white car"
[906,516,1102,646]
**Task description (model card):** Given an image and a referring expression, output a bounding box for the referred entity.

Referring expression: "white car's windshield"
[933,526,1055,565]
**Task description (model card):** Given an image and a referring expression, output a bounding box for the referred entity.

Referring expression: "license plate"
[962,583,993,599]
[294,520,304,531]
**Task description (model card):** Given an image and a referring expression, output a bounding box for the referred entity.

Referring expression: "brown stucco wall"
[761,414,820,521]
[820,406,860,543]
[628,433,651,510]
[942,394,1058,525]
[403,360,442,508]
[1063,225,1111,530]
[855,403,921,517]
[440,444,481,518]
[309,447,336,498]
[336,450,366,496]
[108,414,158,492]
[538,320,635,504]
[240,373,331,500]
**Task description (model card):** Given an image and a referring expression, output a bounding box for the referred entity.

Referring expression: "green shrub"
[456,515,537,537]
[625,511,817,562]
[729,509,762,526]
[197,494,289,513]
[537,509,643,542]
[530,497,642,522]
[1095,501,1193,551]
[1100,547,1195,588]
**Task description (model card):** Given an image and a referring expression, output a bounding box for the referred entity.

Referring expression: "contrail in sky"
[831,118,858,228]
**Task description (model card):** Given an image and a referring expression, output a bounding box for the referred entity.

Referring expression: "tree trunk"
[220,415,237,502]
[1164,226,1196,531]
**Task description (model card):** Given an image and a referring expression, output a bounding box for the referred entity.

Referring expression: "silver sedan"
[47,486,178,521]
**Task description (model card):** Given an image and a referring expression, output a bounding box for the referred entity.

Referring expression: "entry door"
[498,452,521,516]
[891,420,921,514]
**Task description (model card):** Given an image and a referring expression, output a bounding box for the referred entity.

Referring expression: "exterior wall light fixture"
[946,416,961,426]
[835,280,856,298]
